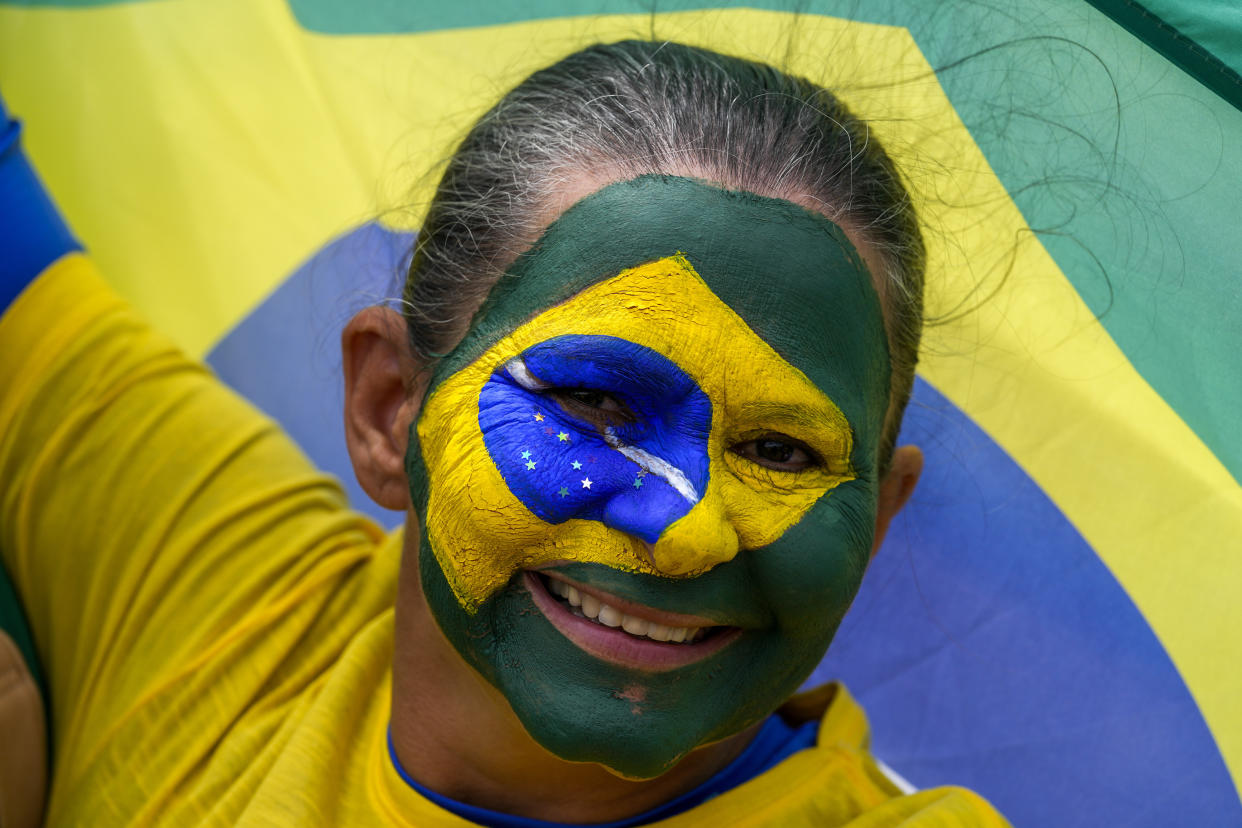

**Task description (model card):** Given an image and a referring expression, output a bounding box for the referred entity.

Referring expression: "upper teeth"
[545,578,706,644]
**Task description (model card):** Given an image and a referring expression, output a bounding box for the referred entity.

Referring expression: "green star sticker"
[526,460,537,470]
[557,487,569,498]
[557,432,570,442]
[633,477,644,488]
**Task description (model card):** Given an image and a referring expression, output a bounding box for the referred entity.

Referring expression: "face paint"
[418,255,858,609]
[406,176,891,778]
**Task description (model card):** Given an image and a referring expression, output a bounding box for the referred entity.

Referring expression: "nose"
[648,480,739,575]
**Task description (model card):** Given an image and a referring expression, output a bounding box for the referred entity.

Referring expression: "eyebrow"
[736,401,846,431]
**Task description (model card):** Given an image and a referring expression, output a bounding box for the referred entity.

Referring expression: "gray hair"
[403,39,925,471]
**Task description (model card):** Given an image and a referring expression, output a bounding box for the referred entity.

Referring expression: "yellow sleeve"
[0,254,386,791]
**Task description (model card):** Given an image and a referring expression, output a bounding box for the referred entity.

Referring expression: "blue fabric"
[0,94,80,314]
[478,335,712,544]
[814,376,1242,826]
[205,222,411,527]
[387,713,818,827]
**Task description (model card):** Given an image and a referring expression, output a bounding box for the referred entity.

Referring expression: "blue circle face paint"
[479,335,712,544]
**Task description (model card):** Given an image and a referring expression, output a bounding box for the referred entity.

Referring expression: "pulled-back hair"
[403,39,925,470]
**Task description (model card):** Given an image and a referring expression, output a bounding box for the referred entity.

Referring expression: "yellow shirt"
[0,254,1008,827]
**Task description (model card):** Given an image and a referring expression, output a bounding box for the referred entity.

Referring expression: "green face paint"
[406,175,891,777]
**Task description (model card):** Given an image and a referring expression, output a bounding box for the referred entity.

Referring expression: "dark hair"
[402,39,925,470]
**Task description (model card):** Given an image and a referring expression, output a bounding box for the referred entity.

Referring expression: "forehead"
[435,176,891,450]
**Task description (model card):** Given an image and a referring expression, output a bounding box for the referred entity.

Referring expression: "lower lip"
[523,572,742,672]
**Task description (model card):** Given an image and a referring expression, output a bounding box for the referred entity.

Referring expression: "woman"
[0,40,1007,825]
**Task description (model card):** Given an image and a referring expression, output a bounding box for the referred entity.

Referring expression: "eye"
[731,435,821,472]
[549,388,636,428]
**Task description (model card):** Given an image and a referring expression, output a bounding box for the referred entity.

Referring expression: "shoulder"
[660,684,1010,827]
[844,786,1010,827]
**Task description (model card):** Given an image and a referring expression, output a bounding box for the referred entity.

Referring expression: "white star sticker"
[581,477,593,489]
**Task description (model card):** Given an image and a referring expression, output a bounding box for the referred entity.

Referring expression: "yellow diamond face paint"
[417,254,856,612]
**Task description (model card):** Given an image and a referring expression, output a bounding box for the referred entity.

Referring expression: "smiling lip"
[524,571,742,672]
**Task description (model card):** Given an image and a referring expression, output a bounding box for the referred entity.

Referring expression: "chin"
[418,541,833,779]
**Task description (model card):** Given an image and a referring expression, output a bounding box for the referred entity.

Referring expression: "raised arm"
[0,96,391,823]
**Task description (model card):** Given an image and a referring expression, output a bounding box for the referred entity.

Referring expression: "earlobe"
[870,445,923,558]
[341,306,427,511]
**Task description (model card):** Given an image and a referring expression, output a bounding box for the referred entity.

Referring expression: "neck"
[389,515,759,824]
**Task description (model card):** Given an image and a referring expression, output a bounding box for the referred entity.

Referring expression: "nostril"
[641,542,659,569]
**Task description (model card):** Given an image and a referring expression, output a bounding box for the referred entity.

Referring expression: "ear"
[342,306,428,511]
[871,445,923,558]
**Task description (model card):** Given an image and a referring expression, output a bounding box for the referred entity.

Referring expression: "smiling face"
[405,176,891,778]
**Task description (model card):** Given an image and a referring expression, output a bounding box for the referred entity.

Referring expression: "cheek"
[751,482,878,640]
[413,390,547,610]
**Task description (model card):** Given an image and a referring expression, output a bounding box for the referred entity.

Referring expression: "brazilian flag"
[1,1,1239,824]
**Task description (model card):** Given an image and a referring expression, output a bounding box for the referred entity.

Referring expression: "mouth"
[524,571,742,671]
